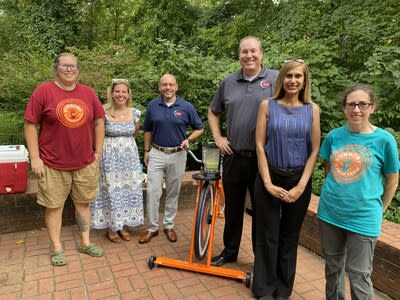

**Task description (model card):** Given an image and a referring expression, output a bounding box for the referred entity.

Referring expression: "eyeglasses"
[112,78,129,84]
[58,64,78,71]
[284,58,305,63]
[344,102,373,110]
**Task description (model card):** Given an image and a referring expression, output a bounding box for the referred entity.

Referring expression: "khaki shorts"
[37,160,100,208]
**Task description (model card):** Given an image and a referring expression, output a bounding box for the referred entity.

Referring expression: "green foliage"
[79,0,139,49]
[312,158,325,196]
[0,52,53,111]
[128,0,199,51]
[143,39,238,141]
[0,0,83,54]
[266,38,345,133]
[0,112,25,145]
[384,190,400,224]
[70,40,237,147]
[0,0,399,222]
[192,0,267,58]
[384,129,400,223]
[360,45,400,129]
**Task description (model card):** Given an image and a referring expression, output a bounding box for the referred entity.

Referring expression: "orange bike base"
[150,256,249,283]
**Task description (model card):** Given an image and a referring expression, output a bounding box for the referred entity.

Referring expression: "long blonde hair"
[104,79,132,117]
[272,60,312,104]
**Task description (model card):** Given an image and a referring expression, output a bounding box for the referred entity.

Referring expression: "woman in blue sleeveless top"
[252,59,321,300]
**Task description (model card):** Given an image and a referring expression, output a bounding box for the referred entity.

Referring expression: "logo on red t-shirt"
[56,98,89,128]
[331,144,372,183]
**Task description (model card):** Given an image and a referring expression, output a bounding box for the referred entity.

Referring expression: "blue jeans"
[319,220,377,300]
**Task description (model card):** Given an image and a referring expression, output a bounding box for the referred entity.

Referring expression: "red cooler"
[0,145,29,194]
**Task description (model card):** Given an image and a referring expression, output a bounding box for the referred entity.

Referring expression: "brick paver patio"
[0,206,391,299]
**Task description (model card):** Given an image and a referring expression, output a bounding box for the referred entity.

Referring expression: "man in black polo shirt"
[139,74,203,244]
[208,36,278,266]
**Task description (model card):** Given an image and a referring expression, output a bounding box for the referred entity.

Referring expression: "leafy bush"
[0,112,25,145]
[71,40,237,147]
[1,0,399,222]
[0,52,53,112]
[385,192,400,224]
[312,158,325,196]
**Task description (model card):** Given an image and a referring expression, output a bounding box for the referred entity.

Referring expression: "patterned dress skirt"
[91,109,144,231]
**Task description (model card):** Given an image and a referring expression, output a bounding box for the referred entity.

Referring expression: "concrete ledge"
[1,174,399,299]
[300,195,400,300]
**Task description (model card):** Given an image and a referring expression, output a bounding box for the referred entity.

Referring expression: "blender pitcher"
[202,142,220,174]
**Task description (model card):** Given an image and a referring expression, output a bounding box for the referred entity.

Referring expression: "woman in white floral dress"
[91,79,144,243]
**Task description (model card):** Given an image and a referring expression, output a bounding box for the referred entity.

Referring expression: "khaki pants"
[145,148,187,232]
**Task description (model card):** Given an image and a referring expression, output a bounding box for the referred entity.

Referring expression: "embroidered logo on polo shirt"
[331,144,372,183]
[174,110,184,117]
[56,98,89,128]
[260,81,272,88]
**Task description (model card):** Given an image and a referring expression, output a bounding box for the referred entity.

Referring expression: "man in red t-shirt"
[24,52,105,266]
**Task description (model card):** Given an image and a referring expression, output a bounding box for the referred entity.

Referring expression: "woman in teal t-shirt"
[317,84,399,300]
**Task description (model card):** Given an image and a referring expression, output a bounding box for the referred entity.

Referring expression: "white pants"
[146,148,187,232]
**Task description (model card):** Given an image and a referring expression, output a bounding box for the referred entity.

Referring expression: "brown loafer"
[107,231,122,243]
[163,228,177,242]
[138,230,158,244]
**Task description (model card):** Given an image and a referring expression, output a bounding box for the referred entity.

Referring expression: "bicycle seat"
[192,172,221,181]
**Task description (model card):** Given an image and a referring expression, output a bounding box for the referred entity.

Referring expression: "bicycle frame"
[189,174,222,264]
[147,146,250,286]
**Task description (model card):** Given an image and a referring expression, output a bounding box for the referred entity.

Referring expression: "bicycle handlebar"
[186,149,202,164]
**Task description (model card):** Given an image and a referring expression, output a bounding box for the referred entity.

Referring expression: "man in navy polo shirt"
[208,36,278,266]
[139,74,204,244]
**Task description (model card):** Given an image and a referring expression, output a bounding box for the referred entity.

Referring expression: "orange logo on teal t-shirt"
[331,144,372,183]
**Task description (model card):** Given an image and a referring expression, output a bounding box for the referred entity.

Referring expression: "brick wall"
[0,179,76,233]
[0,173,199,234]
[300,195,400,300]
[1,175,399,299]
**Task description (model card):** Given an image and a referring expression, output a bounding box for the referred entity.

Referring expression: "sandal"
[118,229,131,241]
[50,250,67,266]
[78,243,104,257]
[107,231,122,243]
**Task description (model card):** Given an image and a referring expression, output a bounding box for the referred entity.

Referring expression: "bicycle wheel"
[194,181,214,260]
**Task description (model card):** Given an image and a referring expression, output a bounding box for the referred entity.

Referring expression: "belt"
[269,165,304,177]
[234,149,257,158]
[152,143,183,154]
